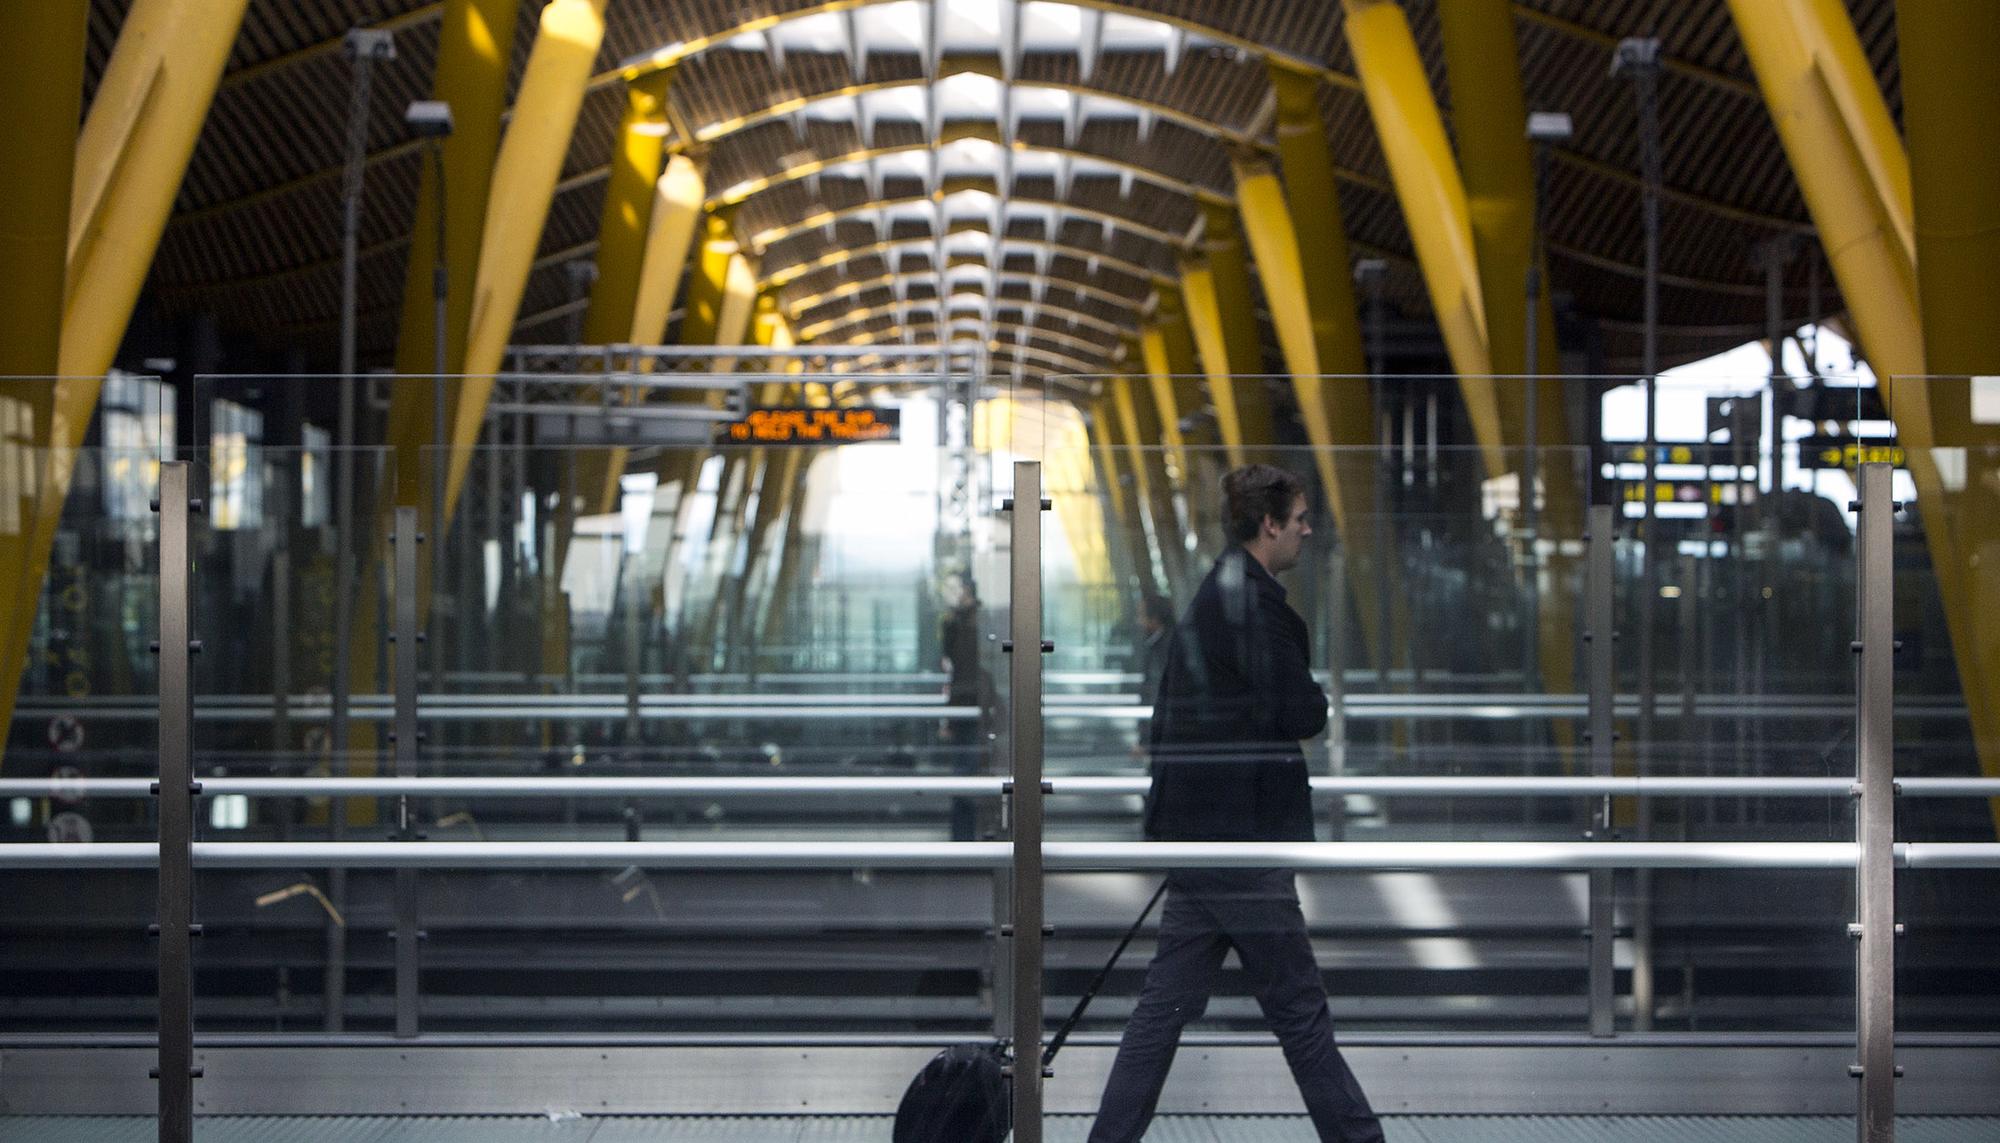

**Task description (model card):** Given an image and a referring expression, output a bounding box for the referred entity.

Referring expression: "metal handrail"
[11,839,2000,871]
[7,775,1996,799]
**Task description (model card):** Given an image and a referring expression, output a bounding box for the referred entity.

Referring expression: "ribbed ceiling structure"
[120,0,1900,380]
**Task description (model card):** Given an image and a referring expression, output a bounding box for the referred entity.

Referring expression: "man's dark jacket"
[1143,546,1327,842]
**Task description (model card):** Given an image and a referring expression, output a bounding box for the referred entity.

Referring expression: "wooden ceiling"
[110,0,1900,377]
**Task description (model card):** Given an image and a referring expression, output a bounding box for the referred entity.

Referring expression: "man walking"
[1089,464,1384,1143]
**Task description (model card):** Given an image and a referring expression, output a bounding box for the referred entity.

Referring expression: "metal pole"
[1853,462,1897,1141]
[331,33,392,1037]
[624,552,643,745]
[1585,504,1617,1038]
[392,507,423,1039]
[429,137,449,727]
[1007,463,1047,1142]
[1325,551,1347,841]
[1357,259,1393,689]
[154,464,197,1143]
[1615,36,1662,785]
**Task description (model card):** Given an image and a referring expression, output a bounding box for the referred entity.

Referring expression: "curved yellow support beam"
[767,231,1170,291]
[1341,0,1503,481]
[801,298,1130,348]
[749,189,1189,255]
[791,269,1147,322]
[711,130,1231,211]
[1731,0,2000,833]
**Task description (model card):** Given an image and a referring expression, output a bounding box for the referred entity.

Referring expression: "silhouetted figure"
[1090,465,1383,1143]
[938,573,985,841]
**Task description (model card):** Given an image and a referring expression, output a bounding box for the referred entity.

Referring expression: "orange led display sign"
[719,407,901,445]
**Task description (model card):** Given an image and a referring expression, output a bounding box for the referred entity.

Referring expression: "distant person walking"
[938,573,985,841]
[1089,465,1383,1143]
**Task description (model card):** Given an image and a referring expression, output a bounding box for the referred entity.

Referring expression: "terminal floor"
[5,1119,1999,1142]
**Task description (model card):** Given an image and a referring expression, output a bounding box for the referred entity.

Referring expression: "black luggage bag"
[892,882,1167,1142]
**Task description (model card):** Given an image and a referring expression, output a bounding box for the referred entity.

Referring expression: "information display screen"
[718,407,900,445]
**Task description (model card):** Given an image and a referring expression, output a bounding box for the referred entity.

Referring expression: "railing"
[2,442,1987,1141]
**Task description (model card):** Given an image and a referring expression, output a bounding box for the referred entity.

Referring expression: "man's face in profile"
[1266,495,1312,574]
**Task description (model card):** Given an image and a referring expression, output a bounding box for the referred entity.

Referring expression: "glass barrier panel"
[3,442,165,1034]
[1893,417,2000,1035]
[157,366,1019,1045]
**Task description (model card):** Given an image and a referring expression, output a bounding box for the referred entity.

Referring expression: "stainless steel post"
[331,35,392,1037]
[392,507,422,1039]
[429,137,449,722]
[1585,504,1617,1037]
[272,548,291,779]
[1007,463,1047,1142]
[624,552,643,745]
[155,464,197,1143]
[1853,462,1896,1141]
[1615,36,1663,787]
[1325,549,1347,841]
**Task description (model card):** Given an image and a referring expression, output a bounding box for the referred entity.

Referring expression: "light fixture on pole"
[1522,110,1570,554]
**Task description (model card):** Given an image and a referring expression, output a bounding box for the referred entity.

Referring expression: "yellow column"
[569,71,677,522]
[1234,131,1394,673]
[1108,373,1177,591]
[0,2,89,768]
[1731,0,2000,830]
[629,153,708,347]
[391,0,518,380]
[61,0,252,385]
[1901,0,2000,388]
[1186,201,1278,462]
[1436,0,1582,709]
[677,209,739,347]
[1340,0,1506,479]
[1091,392,1151,592]
[47,0,250,745]
[583,71,675,344]
[1435,0,1572,444]
[449,0,610,511]
[1231,157,1375,539]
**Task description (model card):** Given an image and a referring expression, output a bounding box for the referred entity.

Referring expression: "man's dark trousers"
[1087,868,1384,1143]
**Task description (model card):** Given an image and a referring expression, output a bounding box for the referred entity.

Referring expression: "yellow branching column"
[572,70,677,522]
[1088,394,1143,591]
[0,2,88,768]
[1183,201,1279,466]
[1111,368,1184,595]
[391,0,518,382]
[379,0,518,606]
[1102,382,1166,594]
[39,0,250,764]
[451,0,609,509]
[1897,0,2000,832]
[1436,0,1582,732]
[674,242,760,663]
[1143,286,1218,557]
[1139,317,1200,572]
[1731,0,2000,832]
[1436,0,1577,477]
[629,154,708,347]
[1233,84,1394,671]
[1340,0,1506,480]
